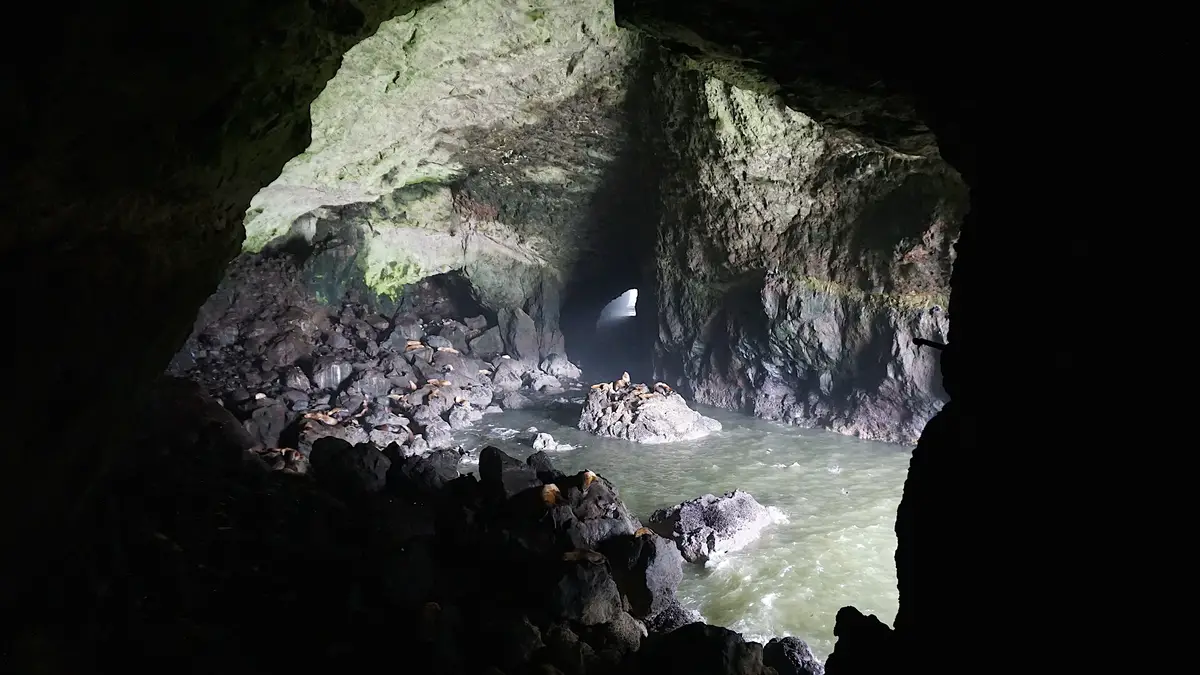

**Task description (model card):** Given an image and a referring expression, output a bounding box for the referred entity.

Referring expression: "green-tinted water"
[454,399,912,660]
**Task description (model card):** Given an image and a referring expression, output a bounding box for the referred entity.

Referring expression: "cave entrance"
[596,288,638,328]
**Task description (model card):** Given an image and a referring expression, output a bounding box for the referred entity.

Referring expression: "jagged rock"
[325,331,351,350]
[479,446,540,500]
[261,332,312,370]
[464,315,488,331]
[643,599,702,635]
[280,389,310,411]
[531,373,563,393]
[578,383,721,443]
[391,315,425,342]
[499,307,539,364]
[447,405,474,430]
[298,421,370,457]
[243,402,288,449]
[311,357,354,391]
[386,447,462,498]
[540,353,582,380]
[425,335,454,350]
[469,326,505,359]
[649,490,776,564]
[353,369,391,399]
[282,367,312,391]
[492,359,526,392]
[552,559,622,626]
[435,320,472,353]
[636,622,772,675]
[309,438,391,496]
[501,391,532,410]
[422,419,454,449]
[764,636,825,675]
[599,532,685,619]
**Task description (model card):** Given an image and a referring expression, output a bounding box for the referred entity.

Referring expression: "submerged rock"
[578,380,721,443]
[648,490,776,564]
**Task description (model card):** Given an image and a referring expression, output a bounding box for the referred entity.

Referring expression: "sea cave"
[2,0,997,673]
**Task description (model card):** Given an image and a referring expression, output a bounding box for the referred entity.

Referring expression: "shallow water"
[454,395,912,660]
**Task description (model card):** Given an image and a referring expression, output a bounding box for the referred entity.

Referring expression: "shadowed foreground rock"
[4,378,827,674]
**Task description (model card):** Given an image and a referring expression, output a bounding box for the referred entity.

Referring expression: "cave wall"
[643,55,968,444]
[237,0,646,362]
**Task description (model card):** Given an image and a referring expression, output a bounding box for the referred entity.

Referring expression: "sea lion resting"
[578,375,721,444]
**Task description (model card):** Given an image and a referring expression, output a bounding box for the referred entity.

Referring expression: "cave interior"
[0,0,1067,673]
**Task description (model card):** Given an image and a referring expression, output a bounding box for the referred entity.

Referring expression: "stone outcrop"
[578,379,722,443]
[242,0,644,359]
[648,490,777,564]
[641,54,967,445]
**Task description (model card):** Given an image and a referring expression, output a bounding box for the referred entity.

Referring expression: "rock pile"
[49,376,824,674]
[169,259,585,464]
[578,374,722,443]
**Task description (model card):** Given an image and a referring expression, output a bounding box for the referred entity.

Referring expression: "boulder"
[764,636,825,675]
[540,353,582,380]
[578,383,721,444]
[309,437,391,496]
[648,490,776,564]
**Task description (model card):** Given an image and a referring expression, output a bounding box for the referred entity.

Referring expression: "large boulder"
[648,490,777,564]
[578,382,721,443]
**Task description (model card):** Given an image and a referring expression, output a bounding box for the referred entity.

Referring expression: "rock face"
[578,380,722,443]
[642,55,967,444]
[648,490,776,564]
[242,0,643,360]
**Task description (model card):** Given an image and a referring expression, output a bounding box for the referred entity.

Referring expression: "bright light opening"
[596,288,638,328]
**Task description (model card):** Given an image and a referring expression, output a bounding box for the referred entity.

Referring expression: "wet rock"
[369,428,410,448]
[262,332,312,370]
[421,418,454,449]
[282,367,311,391]
[447,405,474,430]
[552,559,622,626]
[578,382,721,444]
[387,447,462,497]
[325,331,351,350]
[435,320,471,353]
[311,357,354,391]
[479,446,540,500]
[648,490,776,564]
[298,420,370,456]
[309,437,391,496]
[501,392,532,410]
[462,381,494,409]
[499,307,539,364]
[243,402,288,448]
[333,391,365,412]
[464,315,489,331]
[280,388,309,412]
[492,359,526,392]
[764,636,825,675]
[353,369,391,399]
[469,326,505,359]
[643,599,702,635]
[541,353,582,380]
[599,532,685,619]
[526,451,565,484]
[425,335,454,350]
[531,373,563,393]
[391,315,425,342]
[580,610,646,656]
[533,432,559,452]
[637,622,771,675]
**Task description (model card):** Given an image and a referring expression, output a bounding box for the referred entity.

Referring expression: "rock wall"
[241,0,645,358]
[644,57,968,444]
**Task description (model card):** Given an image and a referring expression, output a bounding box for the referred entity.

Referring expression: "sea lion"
[562,549,607,565]
[634,526,653,537]
[541,483,562,506]
[436,346,459,354]
[302,411,338,426]
[653,381,673,395]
